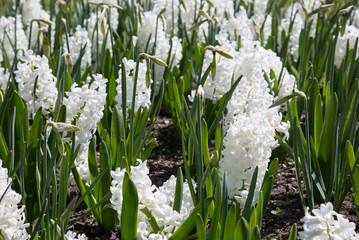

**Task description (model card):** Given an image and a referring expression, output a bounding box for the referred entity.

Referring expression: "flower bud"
[47,121,81,132]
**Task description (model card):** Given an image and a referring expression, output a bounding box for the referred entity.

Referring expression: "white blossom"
[110,160,195,239]
[63,74,107,181]
[334,25,359,68]
[64,25,92,73]
[15,50,58,115]
[86,12,112,56]
[115,58,152,113]
[0,67,10,92]
[202,38,294,205]
[0,15,28,63]
[19,0,50,47]
[0,160,30,240]
[65,231,88,240]
[299,202,359,240]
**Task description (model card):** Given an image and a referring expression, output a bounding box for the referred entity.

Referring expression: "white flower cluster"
[216,6,255,44]
[19,0,50,47]
[299,202,359,240]
[278,1,322,60]
[63,74,107,181]
[0,15,28,64]
[65,25,92,73]
[86,11,111,56]
[115,58,152,113]
[65,231,88,240]
[136,9,183,94]
[110,160,195,240]
[334,25,359,68]
[241,0,272,44]
[0,160,30,240]
[86,0,119,31]
[202,37,294,204]
[15,50,58,115]
[0,67,10,92]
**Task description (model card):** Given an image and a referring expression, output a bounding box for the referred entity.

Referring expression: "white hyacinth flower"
[110,160,195,239]
[0,160,30,240]
[0,67,10,92]
[63,74,107,181]
[15,50,58,116]
[0,15,28,64]
[202,38,294,205]
[19,0,50,47]
[65,231,88,240]
[86,12,112,56]
[115,58,152,113]
[335,25,359,68]
[299,202,359,240]
[64,25,92,73]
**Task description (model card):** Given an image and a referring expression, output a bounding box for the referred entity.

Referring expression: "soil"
[68,117,359,239]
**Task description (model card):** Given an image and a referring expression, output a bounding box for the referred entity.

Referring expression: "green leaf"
[140,207,161,233]
[99,141,117,229]
[141,138,156,161]
[234,217,250,240]
[196,214,206,240]
[121,179,138,240]
[223,204,236,240]
[242,167,258,221]
[288,223,297,240]
[169,197,213,240]
[268,91,306,109]
[251,225,261,240]
[345,141,359,217]
[173,168,184,213]
[208,183,221,240]
[201,118,210,166]
[88,136,99,196]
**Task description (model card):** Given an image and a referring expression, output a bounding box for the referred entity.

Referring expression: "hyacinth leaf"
[201,118,210,165]
[140,207,161,233]
[257,176,273,224]
[223,203,236,240]
[262,158,279,185]
[235,217,250,239]
[251,225,261,240]
[59,196,77,225]
[268,91,306,109]
[107,72,117,106]
[318,93,338,192]
[99,141,118,229]
[288,223,297,240]
[121,178,138,240]
[173,167,183,213]
[208,182,222,240]
[345,141,359,217]
[0,128,8,160]
[141,138,156,161]
[314,94,323,152]
[168,197,212,240]
[201,151,219,188]
[196,213,206,240]
[242,166,258,221]
[88,136,99,196]
[249,206,258,234]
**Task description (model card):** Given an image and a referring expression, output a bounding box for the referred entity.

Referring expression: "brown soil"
[68,117,359,240]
